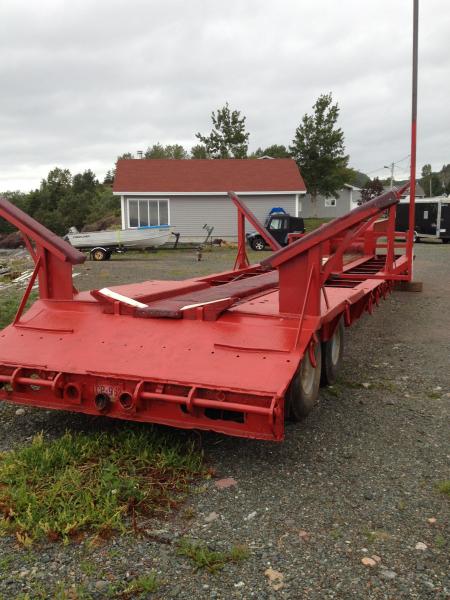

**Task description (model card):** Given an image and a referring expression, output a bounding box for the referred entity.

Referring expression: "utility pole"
[384,162,395,189]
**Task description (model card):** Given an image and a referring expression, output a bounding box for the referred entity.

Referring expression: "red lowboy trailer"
[0,0,420,441]
[0,186,413,441]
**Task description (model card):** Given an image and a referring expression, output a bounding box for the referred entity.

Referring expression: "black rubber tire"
[251,237,266,251]
[287,341,322,421]
[320,319,344,386]
[91,248,108,261]
[105,251,112,260]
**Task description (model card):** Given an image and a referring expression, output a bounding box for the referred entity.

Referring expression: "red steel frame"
[0,184,412,441]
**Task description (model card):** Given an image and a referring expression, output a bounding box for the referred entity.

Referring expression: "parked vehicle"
[396,197,450,243]
[65,225,172,260]
[246,213,305,250]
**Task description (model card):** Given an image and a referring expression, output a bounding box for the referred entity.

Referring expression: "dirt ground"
[0,242,449,599]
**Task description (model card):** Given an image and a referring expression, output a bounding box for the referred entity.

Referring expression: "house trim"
[120,196,126,229]
[114,190,307,197]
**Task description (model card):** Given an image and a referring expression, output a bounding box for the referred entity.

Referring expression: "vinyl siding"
[300,188,360,218]
[123,194,297,241]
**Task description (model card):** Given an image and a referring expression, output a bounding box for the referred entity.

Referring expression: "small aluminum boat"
[65,226,172,260]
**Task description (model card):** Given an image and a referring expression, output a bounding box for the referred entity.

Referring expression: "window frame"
[324,197,337,208]
[127,198,170,229]
[268,216,285,231]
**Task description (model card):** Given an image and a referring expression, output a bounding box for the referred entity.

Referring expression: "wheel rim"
[300,351,315,395]
[254,240,264,250]
[94,251,103,260]
[330,327,341,365]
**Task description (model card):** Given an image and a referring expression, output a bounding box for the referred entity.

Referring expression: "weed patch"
[121,572,160,597]
[437,480,450,496]
[0,429,203,544]
[177,538,249,573]
[363,529,391,543]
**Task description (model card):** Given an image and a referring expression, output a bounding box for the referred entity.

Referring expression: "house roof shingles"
[113,159,306,194]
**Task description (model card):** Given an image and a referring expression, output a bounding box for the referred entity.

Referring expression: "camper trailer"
[396,197,450,243]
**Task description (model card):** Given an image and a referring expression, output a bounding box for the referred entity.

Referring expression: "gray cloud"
[0,0,448,190]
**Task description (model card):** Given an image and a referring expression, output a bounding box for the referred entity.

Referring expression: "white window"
[325,198,336,207]
[128,199,170,228]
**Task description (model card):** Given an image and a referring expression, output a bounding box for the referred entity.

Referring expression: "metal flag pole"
[407,0,419,279]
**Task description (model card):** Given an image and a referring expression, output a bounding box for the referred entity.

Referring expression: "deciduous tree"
[196,102,250,159]
[250,145,291,159]
[420,164,443,197]
[144,143,188,159]
[360,177,384,204]
[290,93,353,215]
[190,144,208,159]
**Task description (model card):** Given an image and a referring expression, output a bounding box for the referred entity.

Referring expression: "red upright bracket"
[260,188,408,314]
[0,197,85,301]
[228,191,281,270]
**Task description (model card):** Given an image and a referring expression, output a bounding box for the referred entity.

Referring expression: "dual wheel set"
[286,319,344,421]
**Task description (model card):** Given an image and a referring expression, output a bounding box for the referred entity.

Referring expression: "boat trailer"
[0,186,414,441]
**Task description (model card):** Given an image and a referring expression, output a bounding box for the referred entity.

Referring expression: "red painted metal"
[0,197,85,302]
[229,191,281,270]
[0,184,412,441]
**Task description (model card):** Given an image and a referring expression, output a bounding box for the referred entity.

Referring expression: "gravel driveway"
[0,243,448,599]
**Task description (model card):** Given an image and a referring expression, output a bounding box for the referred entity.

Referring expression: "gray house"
[384,182,425,199]
[300,184,362,218]
[113,159,306,242]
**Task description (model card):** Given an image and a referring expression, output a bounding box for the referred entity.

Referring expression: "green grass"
[330,527,342,540]
[0,429,204,545]
[14,583,93,600]
[437,480,450,496]
[303,218,331,233]
[177,538,250,573]
[11,575,160,599]
[0,290,38,330]
[122,572,160,596]
[363,529,391,543]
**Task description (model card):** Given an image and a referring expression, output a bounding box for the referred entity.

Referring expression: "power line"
[362,154,411,177]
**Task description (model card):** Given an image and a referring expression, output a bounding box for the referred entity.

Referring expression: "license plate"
[94,383,122,401]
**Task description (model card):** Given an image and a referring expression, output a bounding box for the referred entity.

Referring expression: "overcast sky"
[0,0,448,191]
